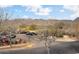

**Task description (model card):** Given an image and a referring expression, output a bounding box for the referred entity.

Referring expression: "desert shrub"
[18,24,37,32]
[27,24,37,30]
[52,30,66,37]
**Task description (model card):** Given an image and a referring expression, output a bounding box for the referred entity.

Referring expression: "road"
[0,41,79,54]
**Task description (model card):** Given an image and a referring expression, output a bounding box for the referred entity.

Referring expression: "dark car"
[26,32,37,36]
[20,31,28,34]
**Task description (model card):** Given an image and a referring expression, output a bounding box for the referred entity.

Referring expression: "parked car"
[26,32,37,36]
[20,31,37,36]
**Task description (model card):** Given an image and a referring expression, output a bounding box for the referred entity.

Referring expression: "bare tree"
[0,7,14,47]
[0,7,4,28]
[38,29,53,54]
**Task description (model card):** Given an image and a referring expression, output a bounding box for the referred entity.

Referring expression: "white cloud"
[22,15,29,18]
[0,5,12,8]
[60,9,65,12]
[63,5,79,12]
[63,5,79,19]
[24,5,51,16]
[23,5,41,12]
[15,9,22,13]
[35,8,51,15]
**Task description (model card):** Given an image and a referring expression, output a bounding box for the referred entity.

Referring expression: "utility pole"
[9,37,12,48]
[9,32,12,48]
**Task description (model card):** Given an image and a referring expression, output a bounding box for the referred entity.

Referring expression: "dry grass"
[0,42,34,51]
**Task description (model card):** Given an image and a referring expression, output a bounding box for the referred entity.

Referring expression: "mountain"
[74,17,79,22]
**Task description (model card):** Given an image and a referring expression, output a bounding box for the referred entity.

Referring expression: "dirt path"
[0,37,78,54]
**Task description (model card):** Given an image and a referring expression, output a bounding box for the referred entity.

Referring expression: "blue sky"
[0,5,78,20]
